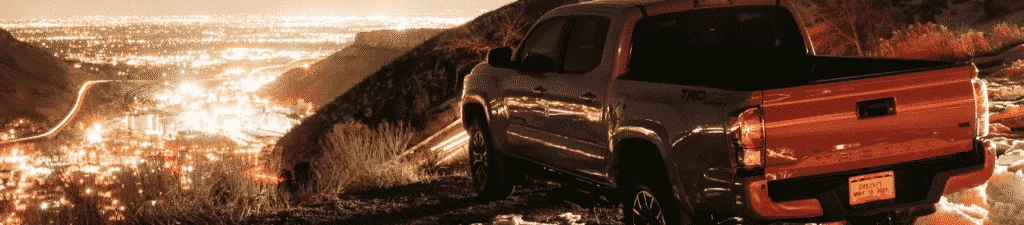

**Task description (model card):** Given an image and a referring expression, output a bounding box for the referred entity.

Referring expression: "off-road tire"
[622,176,691,225]
[467,116,515,201]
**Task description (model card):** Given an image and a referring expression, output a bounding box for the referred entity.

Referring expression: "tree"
[440,3,530,58]
[793,0,900,56]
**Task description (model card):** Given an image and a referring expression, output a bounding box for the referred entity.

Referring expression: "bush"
[874,22,1024,60]
[314,121,420,197]
[992,23,1024,48]
[874,23,991,60]
[132,156,283,224]
[21,155,284,224]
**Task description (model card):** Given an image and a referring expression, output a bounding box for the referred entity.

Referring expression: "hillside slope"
[259,29,443,106]
[276,0,582,172]
[0,28,97,127]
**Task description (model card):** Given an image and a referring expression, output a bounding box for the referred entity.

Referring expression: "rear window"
[624,6,807,90]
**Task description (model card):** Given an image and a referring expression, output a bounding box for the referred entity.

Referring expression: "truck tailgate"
[761,65,979,180]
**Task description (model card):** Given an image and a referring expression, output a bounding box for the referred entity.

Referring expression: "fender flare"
[610,123,695,215]
[461,94,490,124]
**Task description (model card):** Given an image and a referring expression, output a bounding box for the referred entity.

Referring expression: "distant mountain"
[276,0,582,169]
[259,29,443,106]
[0,28,97,126]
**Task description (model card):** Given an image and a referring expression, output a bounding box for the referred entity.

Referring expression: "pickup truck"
[459,0,994,224]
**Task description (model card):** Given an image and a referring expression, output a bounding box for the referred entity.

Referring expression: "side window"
[563,16,610,73]
[516,18,568,72]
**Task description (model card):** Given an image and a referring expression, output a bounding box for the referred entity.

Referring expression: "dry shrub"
[874,23,991,60]
[315,121,419,196]
[440,3,530,58]
[130,156,284,224]
[875,22,1024,60]
[26,154,283,224]
[992,23,1024,47]
[805,22,857,56]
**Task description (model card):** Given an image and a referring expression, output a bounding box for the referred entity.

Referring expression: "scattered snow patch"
[487,214,553,225]
[479,213,584,225]
[919,146,1024,225]
[917,197,988,225]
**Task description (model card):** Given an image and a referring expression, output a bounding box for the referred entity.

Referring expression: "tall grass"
[28,121,421,224]
[874,22,1024,60]
[130,156,284,224]
[21,154,283,225]
[315,121,421,197]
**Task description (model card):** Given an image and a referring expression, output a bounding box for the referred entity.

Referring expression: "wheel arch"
[461,95,490,126]
[610,134,695,216]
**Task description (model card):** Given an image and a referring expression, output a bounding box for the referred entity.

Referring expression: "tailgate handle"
[857,97,896,119]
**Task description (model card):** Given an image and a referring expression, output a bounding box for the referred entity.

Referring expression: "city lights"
[86,123,105,144]
[0,14,472,225]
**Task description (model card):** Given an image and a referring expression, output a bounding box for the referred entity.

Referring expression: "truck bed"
[626,53,971,90]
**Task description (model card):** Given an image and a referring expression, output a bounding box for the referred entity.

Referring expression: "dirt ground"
[243,175,622,225]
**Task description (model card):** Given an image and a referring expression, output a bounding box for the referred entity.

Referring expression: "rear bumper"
[735,139,994,222]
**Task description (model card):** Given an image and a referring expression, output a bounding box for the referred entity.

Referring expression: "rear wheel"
[621,175,690,225]
[467,116,515,201]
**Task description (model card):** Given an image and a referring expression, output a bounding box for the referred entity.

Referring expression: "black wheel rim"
[631,190,666,225]
[469,128,488,191]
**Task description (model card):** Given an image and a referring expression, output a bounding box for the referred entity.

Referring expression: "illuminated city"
[0,15,470,224]
[7,0,1024,224]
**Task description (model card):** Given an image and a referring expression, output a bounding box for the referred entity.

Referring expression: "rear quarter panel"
[610,79,759,214]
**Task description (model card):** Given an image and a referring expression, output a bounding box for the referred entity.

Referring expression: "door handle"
[856,97,896,119]
[533,86,546,94]
[580,92,597,101]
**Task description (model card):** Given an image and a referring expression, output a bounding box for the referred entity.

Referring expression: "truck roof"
[553,0,782,16]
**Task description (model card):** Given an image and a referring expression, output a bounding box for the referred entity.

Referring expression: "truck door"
[534,15,613,181]
[503,17,568,162]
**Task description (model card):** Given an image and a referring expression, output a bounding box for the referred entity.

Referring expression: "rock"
[987,169,1024,204]
[992,123,1013,134]
[990,201,1024,225]
[552,213,584,225]
[945,185,992,211]
[916,197,988,225]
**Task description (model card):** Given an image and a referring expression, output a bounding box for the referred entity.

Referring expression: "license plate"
[848,171,895,205]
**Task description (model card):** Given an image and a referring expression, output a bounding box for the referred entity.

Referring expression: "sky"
[1,0,515,18]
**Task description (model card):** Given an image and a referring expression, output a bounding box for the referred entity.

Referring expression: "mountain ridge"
[275,0,583,171]
[0,27,98,127]
[259,28,444,106]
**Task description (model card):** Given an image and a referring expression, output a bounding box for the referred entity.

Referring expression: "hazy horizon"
[1,0,514,19]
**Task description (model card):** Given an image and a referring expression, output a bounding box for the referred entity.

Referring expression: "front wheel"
[467,117,515,201]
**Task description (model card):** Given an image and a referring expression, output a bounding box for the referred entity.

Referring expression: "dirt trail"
[243,175,621,225]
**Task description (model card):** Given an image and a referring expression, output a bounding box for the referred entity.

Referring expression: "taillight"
[729,107,766,169]
[973,78,989,137]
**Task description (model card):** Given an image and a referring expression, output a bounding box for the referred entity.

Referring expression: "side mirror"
[520,53,555,72]
[487,47,514,68]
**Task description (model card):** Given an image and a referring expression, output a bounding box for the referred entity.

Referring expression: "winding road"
[0,80,158,146]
